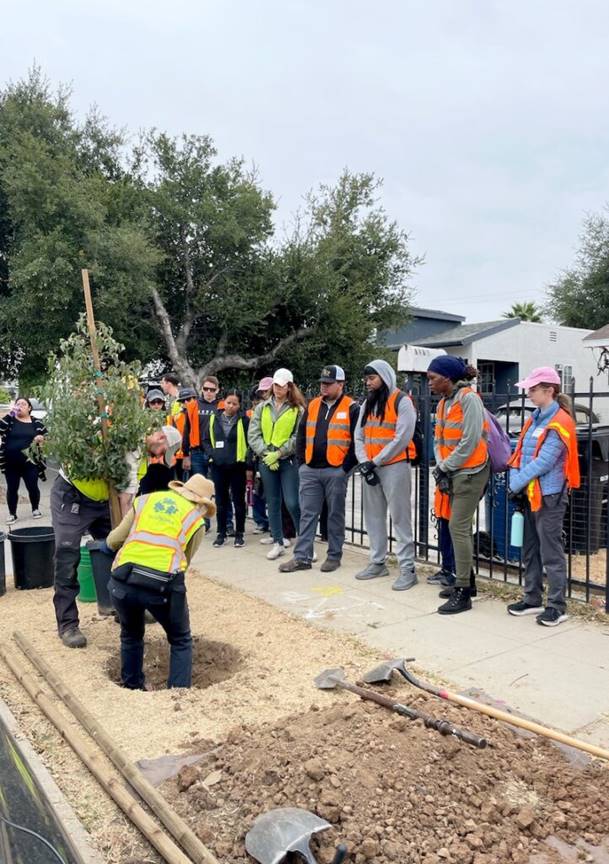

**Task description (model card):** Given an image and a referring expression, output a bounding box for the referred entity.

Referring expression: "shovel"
[245,807,347,864]
[362,657,609,762]
[314,668,487,749]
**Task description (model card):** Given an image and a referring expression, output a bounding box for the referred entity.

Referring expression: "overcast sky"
[4,1,609,323]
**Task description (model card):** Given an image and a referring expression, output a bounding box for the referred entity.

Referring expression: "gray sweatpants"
[294,464,349,562]
[522,490,568,613]
[363,461,414,573]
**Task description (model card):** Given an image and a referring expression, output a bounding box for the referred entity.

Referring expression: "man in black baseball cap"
[279,364,359,573]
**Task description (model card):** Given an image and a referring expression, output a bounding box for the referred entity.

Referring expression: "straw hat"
[168,474,216,517]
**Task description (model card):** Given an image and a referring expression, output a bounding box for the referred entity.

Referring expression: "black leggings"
[211,463,246,536]
[4,457,41,515]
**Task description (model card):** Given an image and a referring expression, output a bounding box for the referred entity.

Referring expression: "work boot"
[320,558,341,573]
[439,571,476,598]
[355,563,389,580]
[392,570,418,591]
[60,627,87,648]
[426,568,454,585]
[437,586,472,615]
[278,557,312,572]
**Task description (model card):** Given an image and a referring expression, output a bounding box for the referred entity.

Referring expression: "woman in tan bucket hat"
[103,474,216,689]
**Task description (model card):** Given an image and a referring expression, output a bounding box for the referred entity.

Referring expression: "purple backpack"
[485,408,512,473]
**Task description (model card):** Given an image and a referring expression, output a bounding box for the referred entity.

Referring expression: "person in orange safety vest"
[428,356,490,616]
[506,367,580,627]
[279,365,359,574]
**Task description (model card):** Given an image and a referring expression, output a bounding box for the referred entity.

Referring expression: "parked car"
[493,399,599,434]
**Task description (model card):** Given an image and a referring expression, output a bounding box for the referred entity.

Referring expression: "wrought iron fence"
[343,381,609,613]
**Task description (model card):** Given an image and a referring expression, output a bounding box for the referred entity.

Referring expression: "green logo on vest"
[153,498,178,515]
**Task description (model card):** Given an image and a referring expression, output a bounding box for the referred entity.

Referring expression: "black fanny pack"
[112,563,183,594]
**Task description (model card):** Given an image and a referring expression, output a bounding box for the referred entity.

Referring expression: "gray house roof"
[583,323,609,342]
[417,318,520,348]
[408,307,465,322]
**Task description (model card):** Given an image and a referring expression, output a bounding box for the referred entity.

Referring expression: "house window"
[478,362,495,394]
[555,364,574,391]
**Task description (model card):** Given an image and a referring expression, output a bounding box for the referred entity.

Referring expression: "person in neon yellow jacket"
[51,427,180,650]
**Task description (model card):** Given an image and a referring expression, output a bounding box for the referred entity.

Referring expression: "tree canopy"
[502,301,543,322]
[547,209,609,329]
[0,69,419,389]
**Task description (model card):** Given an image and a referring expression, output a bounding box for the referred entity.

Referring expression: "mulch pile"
[161,692,609,864]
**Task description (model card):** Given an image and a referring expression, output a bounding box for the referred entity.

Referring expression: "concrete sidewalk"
[192,529,609,749]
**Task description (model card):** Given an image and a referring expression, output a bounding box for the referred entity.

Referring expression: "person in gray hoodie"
[354,359,418,590]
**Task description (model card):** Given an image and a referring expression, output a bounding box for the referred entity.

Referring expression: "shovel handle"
[332,844,348,864]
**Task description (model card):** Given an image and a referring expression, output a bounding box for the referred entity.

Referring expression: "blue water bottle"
[510,510,524,547]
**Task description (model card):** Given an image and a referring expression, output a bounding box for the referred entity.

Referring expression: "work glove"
[98,540,115,556]
[358,461,379,486]
[263,451,281,469]
[508,490,527,508]
[433,467,451,494]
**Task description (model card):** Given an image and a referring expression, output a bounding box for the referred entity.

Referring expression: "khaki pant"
[448,463,490,586]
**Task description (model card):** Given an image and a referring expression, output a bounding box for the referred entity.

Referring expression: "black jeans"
[109,576,192,689]
[211,462,246,536]
[50,476,111,634]
[4,455,40,515]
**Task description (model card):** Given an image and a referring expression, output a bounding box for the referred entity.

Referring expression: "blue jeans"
[252,485,269,530]
[109,578,192,689]
[259,458,300,543]
[438,517,456,577]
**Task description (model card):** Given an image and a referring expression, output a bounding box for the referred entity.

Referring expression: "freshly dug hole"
[162,699,609,863]
[106,635,242,690]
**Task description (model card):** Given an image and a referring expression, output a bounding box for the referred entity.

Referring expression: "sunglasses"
[202,387,217,392]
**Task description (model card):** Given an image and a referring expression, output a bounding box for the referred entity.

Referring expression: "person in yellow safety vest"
[201,391,252,549]
[427,356,490,616]
[101,474,215,690]
[247,368,306,562]
[160,373,182,418]
[354,359,418,591]
[506,367,580,627]
[52,427,181,649]
[279,365,359,574]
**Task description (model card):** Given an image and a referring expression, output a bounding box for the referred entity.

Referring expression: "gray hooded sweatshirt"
[354,359,416,467]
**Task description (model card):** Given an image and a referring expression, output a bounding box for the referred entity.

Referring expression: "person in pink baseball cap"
[506,366,581,627]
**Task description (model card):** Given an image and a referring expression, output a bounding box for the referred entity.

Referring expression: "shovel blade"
[362,658,410,684]
[245,807,331,864]
[314,667,347,690]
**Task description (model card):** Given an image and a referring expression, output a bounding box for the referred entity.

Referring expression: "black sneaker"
[507,600,544,617]
[427,568,455,585]
[212,535,225,548]
[437,586,472,615]
[278,558,312,573]
[226,525,235,538]
[536,607,568,627]
[233,533,245,548]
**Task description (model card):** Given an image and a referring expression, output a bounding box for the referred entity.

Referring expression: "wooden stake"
[13,631,220,864]
[0,644,196,864]
[81,268,121,527]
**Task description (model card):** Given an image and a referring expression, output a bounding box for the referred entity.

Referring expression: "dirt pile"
[106,636,243,690]
[163,696,609,864]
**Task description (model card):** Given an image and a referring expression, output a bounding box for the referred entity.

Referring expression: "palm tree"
[502,301,543,322]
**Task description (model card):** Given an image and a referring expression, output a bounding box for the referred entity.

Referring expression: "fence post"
[418,382,432,555]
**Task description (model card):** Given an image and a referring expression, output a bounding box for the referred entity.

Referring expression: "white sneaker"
[32,509,43,519]
[253,526,268,535]
[283,538,291,548]
[312,551,318,562]
[6,514,17,525]
[267,543,286,561]
[260,536,274,545]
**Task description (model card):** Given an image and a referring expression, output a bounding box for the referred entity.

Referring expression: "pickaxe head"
[361,657,415,684]
[314,667,347,690]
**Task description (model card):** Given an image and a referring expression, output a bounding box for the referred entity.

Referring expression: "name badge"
[532,428,544,439]
[215,440,225,448]
[336,412,347,419]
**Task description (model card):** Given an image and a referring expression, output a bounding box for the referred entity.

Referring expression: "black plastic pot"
[8,526,55,590]
[87,540,114,615]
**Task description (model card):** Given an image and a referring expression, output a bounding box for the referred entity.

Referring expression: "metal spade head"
[361,657,413,684]
[245,807,331,864]
[313,667,347,690]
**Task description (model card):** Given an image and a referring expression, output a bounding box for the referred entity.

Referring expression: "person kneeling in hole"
[101,475,215,689]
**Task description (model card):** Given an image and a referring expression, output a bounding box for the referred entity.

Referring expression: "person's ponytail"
[556,392,574,418]
[464,365,479,382]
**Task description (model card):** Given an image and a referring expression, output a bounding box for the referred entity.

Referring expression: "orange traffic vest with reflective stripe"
[508,407,580,512]
[434,387,489,519]
[114,490,204,573]
[363,390,410,466]
[305,395,353,466]
[168,410,186,459]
